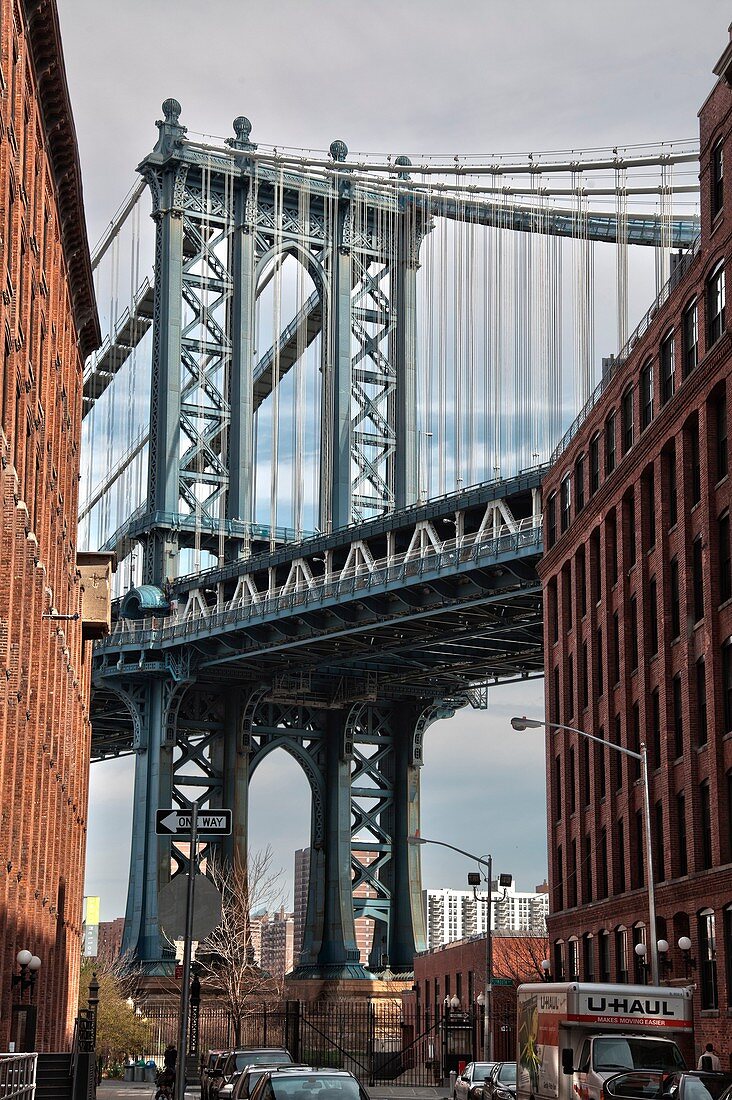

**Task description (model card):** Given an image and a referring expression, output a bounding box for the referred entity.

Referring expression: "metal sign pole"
[175,801,199,1100]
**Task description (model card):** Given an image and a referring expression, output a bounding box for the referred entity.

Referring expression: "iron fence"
[125,1000,515,1087]
[0,1054,37,1100]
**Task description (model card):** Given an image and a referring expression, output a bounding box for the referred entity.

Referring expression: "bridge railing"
[0,1054,37,1100]
[102,517,542,649]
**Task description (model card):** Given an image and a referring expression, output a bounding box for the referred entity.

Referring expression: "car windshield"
[473,1065,495,1081]
[270,1075,362,1100]
[683,1078,732,1100]
[498,1065,517,1085]
[594,1040,685,1073]
[237,1054,292,1071]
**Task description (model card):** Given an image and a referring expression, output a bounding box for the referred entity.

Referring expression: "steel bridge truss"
[93,472,544,975]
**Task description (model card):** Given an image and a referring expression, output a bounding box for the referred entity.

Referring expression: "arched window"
[640,360,654,429]
[698,908,718,1009]
[707,260,726,347]
[615,925,629,984]
[567,937,579,981]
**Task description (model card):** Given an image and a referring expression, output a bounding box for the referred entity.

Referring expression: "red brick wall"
[539,56,732,1059]
[0,0,98,1051]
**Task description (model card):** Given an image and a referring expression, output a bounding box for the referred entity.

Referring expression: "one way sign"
[155,808,232,837]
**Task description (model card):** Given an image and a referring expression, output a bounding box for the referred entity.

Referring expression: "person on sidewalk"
[698,1044,721,1071]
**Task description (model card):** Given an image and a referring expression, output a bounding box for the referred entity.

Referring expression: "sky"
[62,0,732,921]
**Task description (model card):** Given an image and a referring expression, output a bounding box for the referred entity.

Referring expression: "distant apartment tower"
[294,847,376,968]
[260,907,295,982]
[423,881,549,950]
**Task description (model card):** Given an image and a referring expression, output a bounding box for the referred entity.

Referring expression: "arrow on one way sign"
[155,808,232,836]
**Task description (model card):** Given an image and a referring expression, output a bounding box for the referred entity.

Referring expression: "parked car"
[204,1052,229,1100]
[212,1051,294,1100]
[604,1071,732,1100]
[483,1062,517,1100]
[233,1065,311,1100]
[249,1066,370,1100]
[455,1063,497,1100]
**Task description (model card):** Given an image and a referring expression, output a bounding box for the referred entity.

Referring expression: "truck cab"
[571,1033,686,1100]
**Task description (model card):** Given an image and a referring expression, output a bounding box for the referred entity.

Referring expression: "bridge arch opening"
[253,247,323,537]
[418,680,547,940]
[248,742,314,970]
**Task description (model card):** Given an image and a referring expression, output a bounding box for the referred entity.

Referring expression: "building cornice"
[22,0,100,360]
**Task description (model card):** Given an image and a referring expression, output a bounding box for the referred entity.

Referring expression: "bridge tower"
[111,101,449,977]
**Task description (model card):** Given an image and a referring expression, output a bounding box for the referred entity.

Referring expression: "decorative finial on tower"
[162,98,182,125]
[226,116,257,152]
[329,139,348,163]
[153,98,187,156]
[394,155,412,180]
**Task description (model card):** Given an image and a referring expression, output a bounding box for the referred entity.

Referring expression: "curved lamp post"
[511,715,660,986]
[409,835,497,1059]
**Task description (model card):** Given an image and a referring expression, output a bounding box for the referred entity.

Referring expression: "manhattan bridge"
[81,99,700,977]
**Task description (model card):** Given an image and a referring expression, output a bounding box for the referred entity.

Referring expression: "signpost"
[157,803,226,1100]
[156,809,232,837]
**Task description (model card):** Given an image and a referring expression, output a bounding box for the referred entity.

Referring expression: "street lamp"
[511,715,660,986]
[12,950,41,997]
[541,959,551,982]
[409,834,503,1060]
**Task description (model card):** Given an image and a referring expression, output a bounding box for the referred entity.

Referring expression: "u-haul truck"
[517,983,693,1100]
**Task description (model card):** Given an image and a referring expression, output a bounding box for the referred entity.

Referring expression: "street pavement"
[97,1082,450,1100]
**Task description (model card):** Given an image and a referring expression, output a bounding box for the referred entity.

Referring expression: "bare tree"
[494,928,550,985]
[197,846,285,1045]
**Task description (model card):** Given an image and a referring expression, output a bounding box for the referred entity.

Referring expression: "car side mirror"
[562,1049,574,1076]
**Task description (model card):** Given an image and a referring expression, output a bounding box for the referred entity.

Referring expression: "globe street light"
[511,715,660,985]
[409,835,501,1060]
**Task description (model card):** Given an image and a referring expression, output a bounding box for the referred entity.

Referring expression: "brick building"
[0,0,104,1052]
[538,28,732,1055]
[409,933,548,1059]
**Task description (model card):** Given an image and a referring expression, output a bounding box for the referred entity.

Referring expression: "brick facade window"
[583,933,594,981]
[716,388,728,481]
[655,801,665,882]
[597,735,606,798]
[621,387,634,454]
[560,474,571,533]
[575,454,585,512]
[616,925,629,984]
[698,908,719,1009]
[633,924,647,983]
[581,640,589,711]
[599,828,608,898]
[649,576,659,655]
[629,596,638,670]
[692,536,705,622]
[670,557,681,638]
[568,747,576,814]
[577,548,587,617]
[635,811,645,888]
[723,640,732,731]
[651,688,661,767]
[614,714,623,791]
[666,443,678,526]
[682,298,698,377]
[643,465,656,548]
[719,512,731,603]
[583,833,592,901]
[599,930,611,982]
[660,331,675,405]
[625,490,637,566]
[605,411,617,474]
[612,613,620,684]
[554,940,565,980]
[640,359,654,429]
[707,261,726,348]
[616,818,626,893]
[597,627,604,696]
[677,792,688,876]
[567,937,579,980]
[547,491,557,548]
[590,434,600,495]
[673,674,684,759]
[712,139,724,220]
[689,415,701,505]
[590,529,601,602]
[696,657,708,747]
